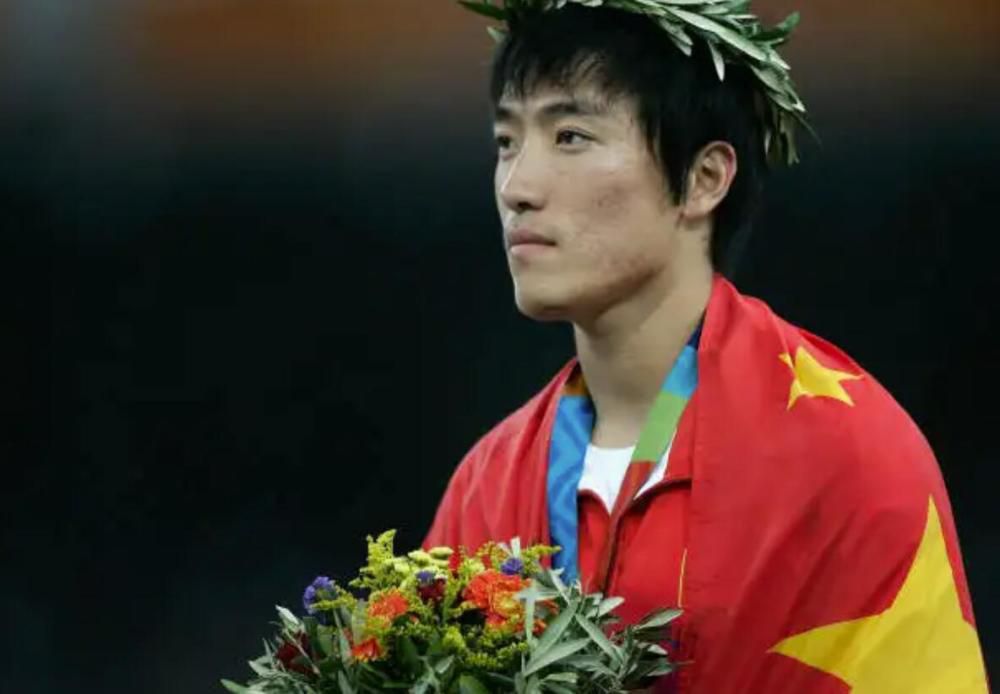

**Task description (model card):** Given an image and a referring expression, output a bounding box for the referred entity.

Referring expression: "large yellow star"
[779,346,862,410]
[770,497,988,693]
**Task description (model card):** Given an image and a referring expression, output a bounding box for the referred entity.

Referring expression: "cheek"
[562,166,674,297]
[493,165,505,215]
[573,174,666,260]
[572,152,666,228]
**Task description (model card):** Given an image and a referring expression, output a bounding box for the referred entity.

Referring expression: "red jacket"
[425,276,988,693]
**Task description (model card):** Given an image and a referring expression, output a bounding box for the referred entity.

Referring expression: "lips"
[506,228,556,249]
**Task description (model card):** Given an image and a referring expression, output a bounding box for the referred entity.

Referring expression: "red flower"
[417,577,446,603]
[463,570,529,630]
[448,549,462,575]
[368,589,409,622]
[275,633,312,676]
[539,599,560,616]
[350,636,384,662]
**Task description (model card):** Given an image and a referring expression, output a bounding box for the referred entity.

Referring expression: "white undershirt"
[578,438,672,512]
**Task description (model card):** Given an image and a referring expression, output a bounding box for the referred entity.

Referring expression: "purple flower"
[500,557,524,576]
[416,570,436,586]
[302,576,335,615]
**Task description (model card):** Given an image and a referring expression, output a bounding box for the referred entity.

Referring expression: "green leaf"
[532,598,579,659]
[749,64,786,94]
[564,655,619,679]
[524,637,592,676]
[560,653,605,671]
[338,671,356,693]
[397,636,422,677]
[666,7,768,62]
[775,11,801,34]
[574,614,622,665]
[763,45,791,70]
[248,657,271,678]
[317,628,335,659]
[220,680,248,694]
[458,0,507,21]
[635,608,683,630]
[336,622,352,665]
[487,25,507,43]
[596,596,625,618]
[275,606,301,631]
[522,582,538,645]
[547,568,570,602]
[434,654,455,674]
[656,18,694,56]
[317,657,340,677]
[770,89,805,114]
[458,674,492,694]
[644,643,668,656]
[644,661,677,677]
[707,39,725,81]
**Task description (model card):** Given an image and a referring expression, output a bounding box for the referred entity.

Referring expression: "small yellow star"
[779,346,862,410]
[770,497,988,693]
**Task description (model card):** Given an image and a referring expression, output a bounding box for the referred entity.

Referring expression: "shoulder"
[443,360,575,489]
[423,361,575,547]
[716,279,941,500]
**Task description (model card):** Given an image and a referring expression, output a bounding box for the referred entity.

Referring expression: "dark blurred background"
[1,0,997,691]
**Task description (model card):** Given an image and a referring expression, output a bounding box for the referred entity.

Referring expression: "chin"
[512,286,574,323]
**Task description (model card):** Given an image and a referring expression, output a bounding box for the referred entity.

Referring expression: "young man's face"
[493,80,684,324]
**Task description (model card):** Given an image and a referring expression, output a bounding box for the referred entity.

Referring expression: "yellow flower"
[407,550,433,565]
[442,626,466,652]
[428,546,454,560]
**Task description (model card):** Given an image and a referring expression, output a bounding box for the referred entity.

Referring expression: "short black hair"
[489,5,769,275]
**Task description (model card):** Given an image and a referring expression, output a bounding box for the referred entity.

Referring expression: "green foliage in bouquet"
[223,531,682,693]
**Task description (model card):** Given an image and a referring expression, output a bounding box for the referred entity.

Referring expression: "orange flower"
[368,589,409,622]
[350,636,383,662]
[463,570,529,630]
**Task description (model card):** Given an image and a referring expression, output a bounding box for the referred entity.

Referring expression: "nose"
[497,143,546,214]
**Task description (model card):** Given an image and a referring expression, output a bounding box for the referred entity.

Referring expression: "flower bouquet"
[222,531,681,693]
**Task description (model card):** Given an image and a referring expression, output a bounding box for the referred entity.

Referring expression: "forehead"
[493,81,634,123]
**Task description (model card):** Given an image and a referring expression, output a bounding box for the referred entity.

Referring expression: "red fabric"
[578,484,691,627]
[424,275,985,693]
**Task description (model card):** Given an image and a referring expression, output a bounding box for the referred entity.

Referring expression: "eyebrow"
[493,97,610,124]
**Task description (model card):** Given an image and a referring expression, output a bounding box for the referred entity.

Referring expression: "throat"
[574,273,712,451]
[590,414,645,449]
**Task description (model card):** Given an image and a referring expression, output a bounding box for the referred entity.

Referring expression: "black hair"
[489,5,769,275]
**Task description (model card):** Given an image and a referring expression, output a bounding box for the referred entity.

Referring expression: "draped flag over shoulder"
[425,276,989,693]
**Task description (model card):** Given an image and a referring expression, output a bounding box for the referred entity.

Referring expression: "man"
[425,2,989,691]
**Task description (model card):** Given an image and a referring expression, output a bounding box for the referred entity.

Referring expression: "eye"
[495,134,513,151]
[556,130,589,146]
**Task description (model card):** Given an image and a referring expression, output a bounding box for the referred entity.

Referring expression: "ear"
[680,141,738,221]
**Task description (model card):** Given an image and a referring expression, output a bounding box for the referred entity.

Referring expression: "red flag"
[425,276,989,693]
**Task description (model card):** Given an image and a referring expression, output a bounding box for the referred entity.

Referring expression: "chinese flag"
[426,277,990,693]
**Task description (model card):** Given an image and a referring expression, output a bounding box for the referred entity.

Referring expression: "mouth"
[506,228,556,250]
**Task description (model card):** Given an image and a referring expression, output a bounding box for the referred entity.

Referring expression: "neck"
[575,263,713,448]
